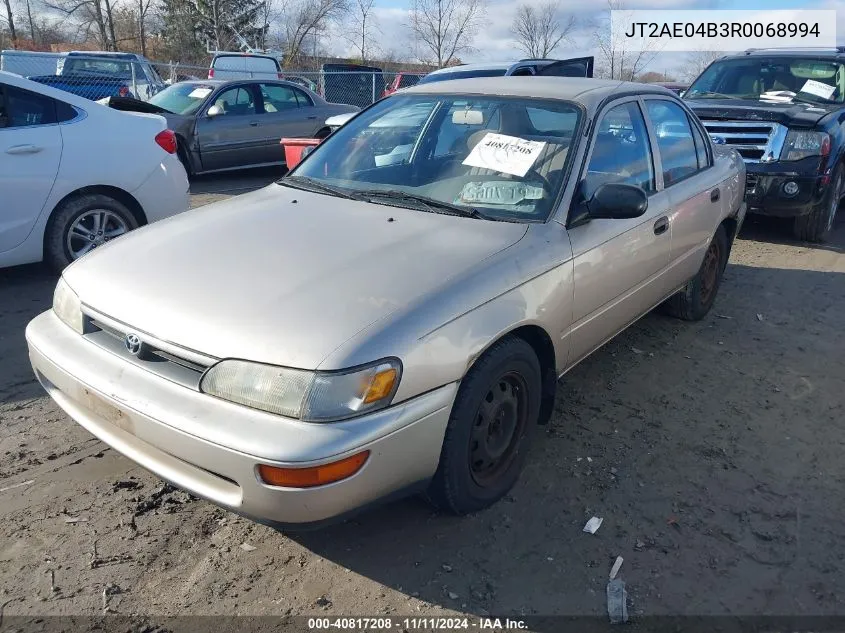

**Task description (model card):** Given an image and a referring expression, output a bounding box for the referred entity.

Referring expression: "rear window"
[213,55,279,74]
[64,57,132,78]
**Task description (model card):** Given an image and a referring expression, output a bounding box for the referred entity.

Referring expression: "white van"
[208,53,282,80]
[0,50,65,77]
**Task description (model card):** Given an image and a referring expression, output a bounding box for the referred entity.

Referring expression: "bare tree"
[43,0,114,49]
[591,0,658,81]
[2,0,17,45]
[511,1,574,59]
[345,0,378,64]
[407,0,485,68]
[277,0,348,67]
[677,49,722,83]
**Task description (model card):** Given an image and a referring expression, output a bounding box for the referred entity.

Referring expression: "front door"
[565,98,671,367]
[257,83,321,164]
[195,84,264,172]
[0,82,62,254]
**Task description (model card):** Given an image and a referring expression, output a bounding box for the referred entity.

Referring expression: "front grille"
[82,309,216,389]
[700,120,787,163]
[745,173,759,196]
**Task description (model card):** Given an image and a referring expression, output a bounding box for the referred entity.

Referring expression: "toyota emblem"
[124,333,142,355]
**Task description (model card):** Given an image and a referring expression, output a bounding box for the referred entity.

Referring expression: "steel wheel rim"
[66,209,128,260]
[827,172,842,232]
[699,239,720,306]
[469,371,528,487]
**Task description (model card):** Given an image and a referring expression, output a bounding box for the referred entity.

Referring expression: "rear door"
[536,56,594,78]
[0,82,64,254]
[256,83,321,163]
[211,55,247,80]
[195,84,264,172]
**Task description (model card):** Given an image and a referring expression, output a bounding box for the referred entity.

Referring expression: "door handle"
[653,217,669,235]
[249,121,259,127]
[710,188,720,203]
[5,144,43,155]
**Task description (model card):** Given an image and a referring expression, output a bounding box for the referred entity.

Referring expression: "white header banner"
[610,10,837,53]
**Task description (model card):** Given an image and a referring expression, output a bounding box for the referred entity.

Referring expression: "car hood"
[686,98,836,128]
[64,185,528,369]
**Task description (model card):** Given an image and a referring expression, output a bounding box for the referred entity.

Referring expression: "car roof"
[404,76,675,107]
[426,60,553,75]
[212,52,278,60]
[725,48,845,60]
[66,51,143,58]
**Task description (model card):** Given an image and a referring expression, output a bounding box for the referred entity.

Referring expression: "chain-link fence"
[0,50,427,108]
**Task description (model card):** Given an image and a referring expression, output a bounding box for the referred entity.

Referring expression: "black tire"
[662,225,729,321]
[793,162,842,243]
[177,143,194,178]
[427,336,541,515]
[44,194,139,272]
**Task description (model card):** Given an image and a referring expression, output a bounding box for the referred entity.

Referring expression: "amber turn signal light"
[258,451,370,488]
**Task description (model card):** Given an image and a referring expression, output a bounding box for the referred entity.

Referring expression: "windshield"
[686,57,845,104]
[418,68,508,85]
[288,94,582,222]
[149,83,215,114]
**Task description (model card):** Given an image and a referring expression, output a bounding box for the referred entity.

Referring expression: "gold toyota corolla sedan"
[26,77,746,528]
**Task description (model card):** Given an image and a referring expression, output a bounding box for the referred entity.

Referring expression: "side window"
[210,86,256,116]
[260,84,300,112]
[689,117,709,169]
[645,100,699,185]
[584,101,655,198]
[0,84,58,128]
[293,88,313,107]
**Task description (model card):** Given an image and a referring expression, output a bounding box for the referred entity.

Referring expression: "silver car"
[26,78,745,528]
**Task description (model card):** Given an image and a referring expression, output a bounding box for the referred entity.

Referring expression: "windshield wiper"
[278,176,362,200]
[354,189,490,219]
[687,91,742,100]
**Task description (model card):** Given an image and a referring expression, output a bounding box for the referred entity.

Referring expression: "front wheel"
[662,225,729,321]
[44,194,138,272]
[793,163,842,243]
[427,337,541,515]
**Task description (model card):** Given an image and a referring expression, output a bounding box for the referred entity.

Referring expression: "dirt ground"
[1,177,844,623]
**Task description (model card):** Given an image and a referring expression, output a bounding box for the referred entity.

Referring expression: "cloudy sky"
[329,0,845,78]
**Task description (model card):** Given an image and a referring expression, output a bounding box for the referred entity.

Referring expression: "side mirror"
[207,104,223,118]
[578,182,648,222]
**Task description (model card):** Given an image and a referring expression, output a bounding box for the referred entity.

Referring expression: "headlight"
[53,277,83,334]
[781,130,830,161]
[200,358,401,422]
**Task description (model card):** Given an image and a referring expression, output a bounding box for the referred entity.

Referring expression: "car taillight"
[208,68,215,78]
[118,85,129,97]
[155,129,177,154]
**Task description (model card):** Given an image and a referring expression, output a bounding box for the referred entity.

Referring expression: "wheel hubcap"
[469,372,528,487]
[699,240,720,306]
[67,210,128,260]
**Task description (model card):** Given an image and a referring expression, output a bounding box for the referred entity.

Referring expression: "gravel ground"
[1,177,844,622]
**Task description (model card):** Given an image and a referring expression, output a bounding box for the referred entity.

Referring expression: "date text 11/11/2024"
[307,617,529,630]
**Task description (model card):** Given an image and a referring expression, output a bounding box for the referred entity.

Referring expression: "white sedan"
[0,70,189,271]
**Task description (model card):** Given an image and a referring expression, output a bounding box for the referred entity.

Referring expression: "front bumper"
[745,164,830,218]
[26,310,456,527]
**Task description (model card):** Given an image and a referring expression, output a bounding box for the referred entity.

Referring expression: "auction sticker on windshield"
[462,133,546,177]
[800,80,836,100]
[189,87,213,99]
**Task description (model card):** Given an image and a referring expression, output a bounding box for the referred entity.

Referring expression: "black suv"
[684,47,845,242]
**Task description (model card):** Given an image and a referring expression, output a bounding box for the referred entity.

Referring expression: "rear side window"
[260,83,300,111]
[644,100,699,186]
[0,84,58,127]
[690,118,710,169]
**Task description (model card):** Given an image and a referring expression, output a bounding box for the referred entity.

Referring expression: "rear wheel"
[662,225,728,321]
[427,337,541,515]
[44,194,138,272]
[793,163,842,243]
